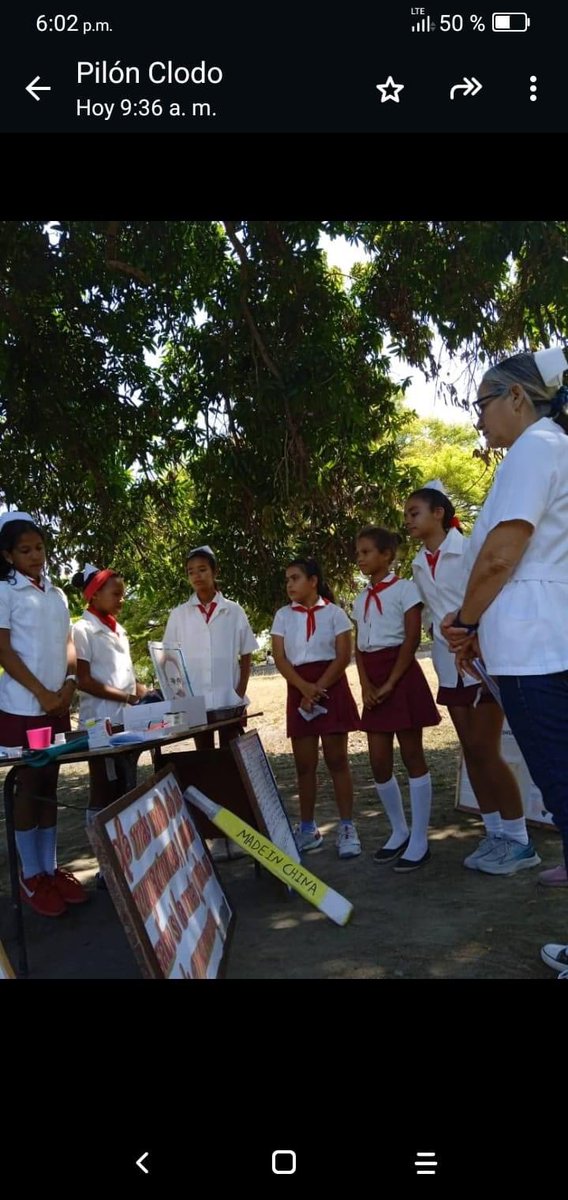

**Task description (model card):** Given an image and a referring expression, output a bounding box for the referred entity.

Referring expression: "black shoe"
[95,872,107,891]
[373,837,410,864]
[393,847,431,873]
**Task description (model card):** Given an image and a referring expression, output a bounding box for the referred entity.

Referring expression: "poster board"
[231,731,300,863]
[455,719,556,830]
[0,940,16,979]
[88,767,234,978]
[148,642,194,700]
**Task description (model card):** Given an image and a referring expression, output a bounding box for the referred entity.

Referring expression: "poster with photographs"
[88,767,234,979]
[148,642,194,701]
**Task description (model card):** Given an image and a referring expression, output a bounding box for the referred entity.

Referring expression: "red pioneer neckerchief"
[425,550,441,579]
[364,576,400,620]
[197,600,217,623]
[291,598,330,640]
[87,604,118,633]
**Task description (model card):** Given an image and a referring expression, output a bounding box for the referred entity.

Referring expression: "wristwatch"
[453,611,479,634]
[64,674,78,685]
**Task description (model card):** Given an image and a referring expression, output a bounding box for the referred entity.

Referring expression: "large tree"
[2,219,567,632]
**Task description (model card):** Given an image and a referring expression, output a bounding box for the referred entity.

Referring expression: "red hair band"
[83,568,115,602]
[450,516,462,530]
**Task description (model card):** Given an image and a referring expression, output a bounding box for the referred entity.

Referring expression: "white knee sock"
[37,826,58,875]
[406,772,432,860]
[15,827,42,879]
[374,777,409,849]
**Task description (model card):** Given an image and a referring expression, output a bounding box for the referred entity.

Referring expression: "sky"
[319,232,476,429]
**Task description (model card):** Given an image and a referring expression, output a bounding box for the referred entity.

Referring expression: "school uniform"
[0,571,72,744]
[270,598,360,738]
[464,415,568,875]
[72,609,136,725]
[352,573,441,733]
[412,529,493,707]
[164,591,258,710]
[465,417,568,675]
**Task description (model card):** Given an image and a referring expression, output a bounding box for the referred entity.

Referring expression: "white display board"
[456,719,556,830]
[231,731,300,863]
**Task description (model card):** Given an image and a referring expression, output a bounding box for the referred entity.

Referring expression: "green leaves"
[3,219,568,643]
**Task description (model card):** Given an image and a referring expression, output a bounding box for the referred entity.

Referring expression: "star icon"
[376,75,405,103]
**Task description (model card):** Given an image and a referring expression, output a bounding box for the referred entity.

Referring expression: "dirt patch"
[1,658,563,979]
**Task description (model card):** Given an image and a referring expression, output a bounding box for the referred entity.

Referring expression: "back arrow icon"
[26,76,52,101]
[450,76,482,100]
[136,1152,149,1175]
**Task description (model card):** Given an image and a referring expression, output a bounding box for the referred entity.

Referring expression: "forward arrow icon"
[450,76,482,100]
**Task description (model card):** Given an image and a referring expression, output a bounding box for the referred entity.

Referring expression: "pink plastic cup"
[26,727,52,750]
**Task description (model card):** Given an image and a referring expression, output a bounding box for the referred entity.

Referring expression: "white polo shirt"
[271,599,352,665]
[412,530,479,688]
[164,591,258,709]
[72,610,136,725]
[0,572,71,716]
[352,574,422,652]
[465,417,568,675]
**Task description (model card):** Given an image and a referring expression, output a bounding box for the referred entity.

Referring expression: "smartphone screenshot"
[1,4,566,1190]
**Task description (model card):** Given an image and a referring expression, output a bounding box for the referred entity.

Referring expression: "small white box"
[123,696,207,732]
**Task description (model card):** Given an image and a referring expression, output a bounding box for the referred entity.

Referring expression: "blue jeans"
[498,672,568,872]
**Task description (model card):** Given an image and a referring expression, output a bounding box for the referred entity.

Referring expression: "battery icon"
[492,12,531,30]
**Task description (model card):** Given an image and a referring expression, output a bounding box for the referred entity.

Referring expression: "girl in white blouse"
[353,527,440,873]
[0,512,87,917]
[164,545,258,751]
[271,557,361,859]
[406,484,527,874]
[72,564,148,884]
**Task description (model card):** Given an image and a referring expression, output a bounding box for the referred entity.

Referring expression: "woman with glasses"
[442,347,568,902]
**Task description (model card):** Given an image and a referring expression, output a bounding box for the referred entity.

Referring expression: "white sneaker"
[540,943,568,973]
[336,823,362,859]
[475,837,541,875]
[294,825,324,853]
[463,835,503,870]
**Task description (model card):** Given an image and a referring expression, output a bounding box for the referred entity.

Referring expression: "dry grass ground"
[1,657,564,978]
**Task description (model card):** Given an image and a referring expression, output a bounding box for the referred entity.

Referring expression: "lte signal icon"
[415,1151,438,1176]
[411,7,436,32]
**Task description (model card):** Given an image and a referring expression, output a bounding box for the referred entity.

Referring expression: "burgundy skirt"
[360,648,441,733]
[286,661,361,739]
[0,710,71,748]
[437,677,496,708]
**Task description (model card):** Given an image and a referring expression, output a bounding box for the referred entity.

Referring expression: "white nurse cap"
[0,510,34,533]
[186,544,217,564]
[533,347,568,390]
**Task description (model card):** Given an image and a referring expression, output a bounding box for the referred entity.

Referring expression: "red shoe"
[51,868,89,906]
[20,873,66,918]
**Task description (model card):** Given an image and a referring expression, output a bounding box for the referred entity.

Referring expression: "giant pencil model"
[184,786,354,927]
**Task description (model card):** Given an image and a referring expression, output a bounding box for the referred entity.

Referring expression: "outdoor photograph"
[1,219,567,981]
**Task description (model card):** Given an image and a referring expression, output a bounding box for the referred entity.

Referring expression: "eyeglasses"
[472,389,506,419]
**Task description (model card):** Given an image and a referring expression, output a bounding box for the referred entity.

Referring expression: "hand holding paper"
[298,703,328,722]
